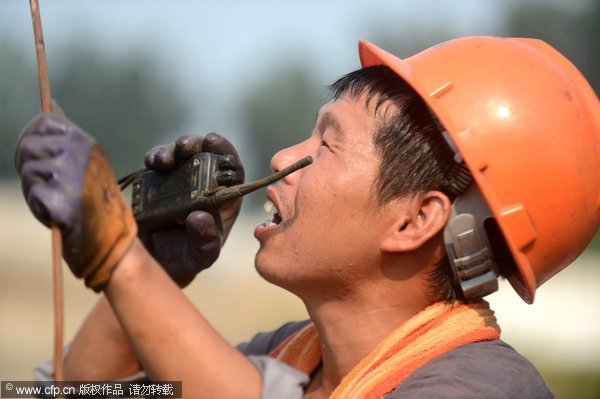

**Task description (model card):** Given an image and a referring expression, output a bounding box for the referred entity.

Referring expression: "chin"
[254,253,281,284]
[254,252,302,294]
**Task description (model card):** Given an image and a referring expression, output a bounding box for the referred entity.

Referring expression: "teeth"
[264,200,275,213]
[262,220,277,227]
[262,200,282,226]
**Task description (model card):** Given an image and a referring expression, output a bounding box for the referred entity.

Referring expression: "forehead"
[323,88,400,121]
[316,92,389,142]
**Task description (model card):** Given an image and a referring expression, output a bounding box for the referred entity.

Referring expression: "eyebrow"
[316,112,343,140]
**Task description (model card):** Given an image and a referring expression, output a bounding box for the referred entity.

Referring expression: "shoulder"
[386,340,554,399]
[237,320,312,356]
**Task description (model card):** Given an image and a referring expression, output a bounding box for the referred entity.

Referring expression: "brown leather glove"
[15,113,137,291]
[141,134,245,286]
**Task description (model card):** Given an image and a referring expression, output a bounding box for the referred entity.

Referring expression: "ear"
[380,191,451,253]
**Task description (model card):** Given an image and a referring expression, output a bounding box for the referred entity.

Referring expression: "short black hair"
[328,65,473,302]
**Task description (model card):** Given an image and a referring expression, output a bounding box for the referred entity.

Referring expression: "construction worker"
[17,36,599,398]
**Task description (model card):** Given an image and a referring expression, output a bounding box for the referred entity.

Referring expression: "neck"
[303,281,433,394]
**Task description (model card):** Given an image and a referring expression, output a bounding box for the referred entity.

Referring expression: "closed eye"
[320,140,331,150]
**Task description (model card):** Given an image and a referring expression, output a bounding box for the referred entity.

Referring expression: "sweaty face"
[253,94,394,296]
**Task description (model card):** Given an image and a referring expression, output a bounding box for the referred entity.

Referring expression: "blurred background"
[0,0,598,397]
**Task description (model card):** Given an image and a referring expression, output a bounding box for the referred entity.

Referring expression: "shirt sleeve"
[247,355,309,399]
[238,320,312,399]
[237,319,312,355]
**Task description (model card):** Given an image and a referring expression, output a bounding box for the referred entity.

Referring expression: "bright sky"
[1,1,505,105]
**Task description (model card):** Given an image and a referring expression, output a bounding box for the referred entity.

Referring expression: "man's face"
[253,93,398,295]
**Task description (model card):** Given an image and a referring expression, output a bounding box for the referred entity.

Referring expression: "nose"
[270,140,311,175]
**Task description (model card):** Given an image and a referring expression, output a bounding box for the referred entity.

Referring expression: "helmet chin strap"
[443,184,499,300]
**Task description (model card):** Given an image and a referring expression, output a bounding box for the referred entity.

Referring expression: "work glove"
[15,113,137,292]
[140,133,245,286]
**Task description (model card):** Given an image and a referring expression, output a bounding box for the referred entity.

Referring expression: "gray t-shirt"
[239,320,554,399]
[36,320,553,398]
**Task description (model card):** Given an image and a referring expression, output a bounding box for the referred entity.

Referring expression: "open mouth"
[254,199,284,238]
[264,200,282,226]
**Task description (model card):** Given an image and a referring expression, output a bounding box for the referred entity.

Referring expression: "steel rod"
[29,0,64,381]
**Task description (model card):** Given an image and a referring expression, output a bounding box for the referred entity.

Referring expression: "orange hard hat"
[359,37,600,303]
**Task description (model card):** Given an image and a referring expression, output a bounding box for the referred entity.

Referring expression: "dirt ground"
[2,182,599,397]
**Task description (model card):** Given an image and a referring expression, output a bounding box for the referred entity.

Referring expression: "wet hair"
[328,65,473,302]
